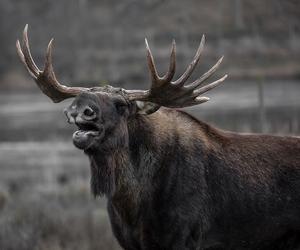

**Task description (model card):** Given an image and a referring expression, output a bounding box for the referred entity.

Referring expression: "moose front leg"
[140,220,205,250]
[107,202,142,250]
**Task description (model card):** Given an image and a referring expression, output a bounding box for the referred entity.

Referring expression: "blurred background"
[0,0,299,249]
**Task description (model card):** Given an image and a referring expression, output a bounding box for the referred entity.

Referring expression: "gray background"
[0,0,299,249]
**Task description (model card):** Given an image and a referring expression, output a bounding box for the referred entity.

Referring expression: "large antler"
[125,36,227,108]
[16,25,88,103]
[17,25,227,109]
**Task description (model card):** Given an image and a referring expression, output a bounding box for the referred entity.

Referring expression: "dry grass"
[0,190,120,250]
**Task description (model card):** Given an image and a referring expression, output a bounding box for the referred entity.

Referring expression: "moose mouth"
[74,123,100,137]
[73,122,103,150]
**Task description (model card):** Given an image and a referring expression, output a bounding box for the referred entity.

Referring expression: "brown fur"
[65,92,300,250]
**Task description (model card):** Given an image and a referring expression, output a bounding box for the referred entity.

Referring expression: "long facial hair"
[87,119,131,197]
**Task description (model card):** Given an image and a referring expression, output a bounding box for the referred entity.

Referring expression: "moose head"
[16,24,227,153]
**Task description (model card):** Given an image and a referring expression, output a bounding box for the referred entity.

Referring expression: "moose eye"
[83,107,95,116]
[114,98,128,115]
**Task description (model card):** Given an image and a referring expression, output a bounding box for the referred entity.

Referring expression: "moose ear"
[135,101,160,115]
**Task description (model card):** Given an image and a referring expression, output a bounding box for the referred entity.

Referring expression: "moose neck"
[86,118,140,201]
[86,109,215,206]
[85,112,165,201]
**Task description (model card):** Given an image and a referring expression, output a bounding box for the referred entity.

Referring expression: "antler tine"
[39,37,87,102]
[186,56,224,91]
[181,96,210,108]
[173,35,205,86]
[16,25,88,103]
[145,38,160,84]
[16,40,37,79]
[124,37,228,111]
[44,38,56,78]
[194,96,210,103]
[162,40,176,82]
[21,24,40,77]
[193,74,228,97]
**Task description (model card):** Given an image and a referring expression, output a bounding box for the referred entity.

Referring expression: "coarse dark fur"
[65,91,300,250]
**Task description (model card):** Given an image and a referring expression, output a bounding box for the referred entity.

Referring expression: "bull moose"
[16,25,300,250]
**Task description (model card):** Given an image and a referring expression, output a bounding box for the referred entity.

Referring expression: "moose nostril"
[83,106,96,118]
[63,108,77,124]
[64,109,77,117]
